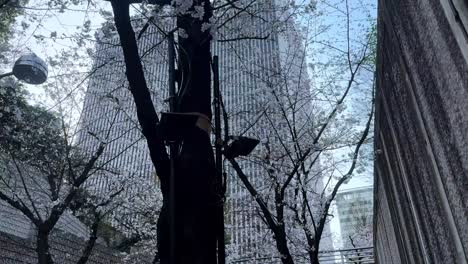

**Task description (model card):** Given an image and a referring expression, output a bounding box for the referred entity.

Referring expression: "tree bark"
[76,215,100,264]
[229,158,294,264]
[309,250,319,264]
[274,228,295,264]
[36,226,53,264]
[274,190,294,264]
[304,231,319,264]
[110,1,170,180]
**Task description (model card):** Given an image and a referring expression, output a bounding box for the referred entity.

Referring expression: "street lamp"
[0,53,48,84]
[223,136,260,159]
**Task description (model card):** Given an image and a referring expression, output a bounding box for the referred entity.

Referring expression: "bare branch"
[217,34,271,42]
[228,158,278,230]
[0,190,40,226]
[315,81,375,241]
[10,158,43,222]
[46,143,105,228]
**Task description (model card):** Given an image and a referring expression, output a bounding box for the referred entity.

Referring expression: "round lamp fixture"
[12,53,48,84]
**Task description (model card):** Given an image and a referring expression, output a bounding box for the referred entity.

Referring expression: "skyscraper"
[335,187,373,249]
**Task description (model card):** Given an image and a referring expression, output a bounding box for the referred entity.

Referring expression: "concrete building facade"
[374,0,467,263]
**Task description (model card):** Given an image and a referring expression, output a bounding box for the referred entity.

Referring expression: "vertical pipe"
[168,33,176,111]
[168,33,177,264]
[213,56,225,264]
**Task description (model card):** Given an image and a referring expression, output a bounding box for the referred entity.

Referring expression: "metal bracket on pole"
[0,72,14,80]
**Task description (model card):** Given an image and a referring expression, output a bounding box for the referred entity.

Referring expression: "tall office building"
[77,20,167,234]
[77,3,325,262]
[335,187,373,249]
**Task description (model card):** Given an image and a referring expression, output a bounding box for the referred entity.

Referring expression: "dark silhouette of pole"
[167,32,177,264]
[109,1,217,263]
[212,56,225,264]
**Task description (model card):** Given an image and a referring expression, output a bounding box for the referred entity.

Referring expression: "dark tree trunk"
[110,1,170,180]
[164,1,217,262]
[304,234,318,264]
[310,253,319,264]
[303,228,320,264]
[274,188,294,264]
[230,159,295,264]
[76,216,100,264]
[37,227,53,264]
[308,248,319,264]
[274,228,295,264]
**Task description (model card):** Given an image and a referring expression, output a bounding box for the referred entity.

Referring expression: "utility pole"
[167,32,177,264]
[212,56,226,264]
[110,0,219,263]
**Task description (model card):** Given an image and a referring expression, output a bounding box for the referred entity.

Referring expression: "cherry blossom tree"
[219,0,376,262]
[0,77,154,263]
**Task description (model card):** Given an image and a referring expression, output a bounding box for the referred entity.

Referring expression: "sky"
[302,0,376,249]
[4,0,106,106]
